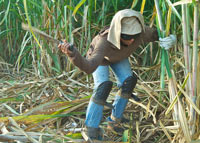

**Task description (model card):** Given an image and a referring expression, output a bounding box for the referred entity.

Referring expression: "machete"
[22,23,73,51]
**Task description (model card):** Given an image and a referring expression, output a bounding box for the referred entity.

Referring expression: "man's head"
[120,16,142,46]
[120,33,140,46]
[107,9,144,49]
[121,16,142,36]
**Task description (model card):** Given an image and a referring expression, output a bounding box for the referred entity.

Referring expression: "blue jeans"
[85,58,133,128]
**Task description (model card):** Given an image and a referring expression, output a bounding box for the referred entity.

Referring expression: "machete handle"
[59,41,74,52]
[69,43,74,52]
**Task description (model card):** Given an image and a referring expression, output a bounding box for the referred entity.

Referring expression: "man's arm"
[140,25,159,44]
[58,38,105,74]
[69,46,105,74]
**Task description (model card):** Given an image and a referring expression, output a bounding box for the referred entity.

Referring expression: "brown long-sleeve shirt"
[69,26,158,74]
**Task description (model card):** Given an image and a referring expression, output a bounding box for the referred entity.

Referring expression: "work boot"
[106,116,126,135]
[82,126,103,141]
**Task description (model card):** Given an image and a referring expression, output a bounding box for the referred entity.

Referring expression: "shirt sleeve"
[140,25,159,44]
[68,37,105,74]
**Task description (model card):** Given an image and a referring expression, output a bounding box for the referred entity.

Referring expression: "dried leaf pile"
[1,59,199,143]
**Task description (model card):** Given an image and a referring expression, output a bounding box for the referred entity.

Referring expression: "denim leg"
[85,66,109,128]
[110,58,133,119]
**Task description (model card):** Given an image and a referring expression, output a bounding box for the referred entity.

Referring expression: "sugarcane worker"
[58,9,176,141]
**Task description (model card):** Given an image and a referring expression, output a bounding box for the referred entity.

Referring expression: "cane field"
[0,0,200,142]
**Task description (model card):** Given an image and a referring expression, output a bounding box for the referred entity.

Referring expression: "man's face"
[120,38,135,46]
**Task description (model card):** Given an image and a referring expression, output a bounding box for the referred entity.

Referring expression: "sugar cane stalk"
[190,2,199,135]
[154,0,179,124]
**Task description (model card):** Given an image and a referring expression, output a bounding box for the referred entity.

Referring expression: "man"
[58,9,176,141]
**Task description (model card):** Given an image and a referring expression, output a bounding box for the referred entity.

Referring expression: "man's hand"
[58,40,74,57]
[159,34,176,50]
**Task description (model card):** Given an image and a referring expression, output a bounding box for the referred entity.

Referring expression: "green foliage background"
[0,0,165,73]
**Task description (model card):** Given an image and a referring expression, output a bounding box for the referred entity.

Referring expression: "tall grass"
[0,0,199,142]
